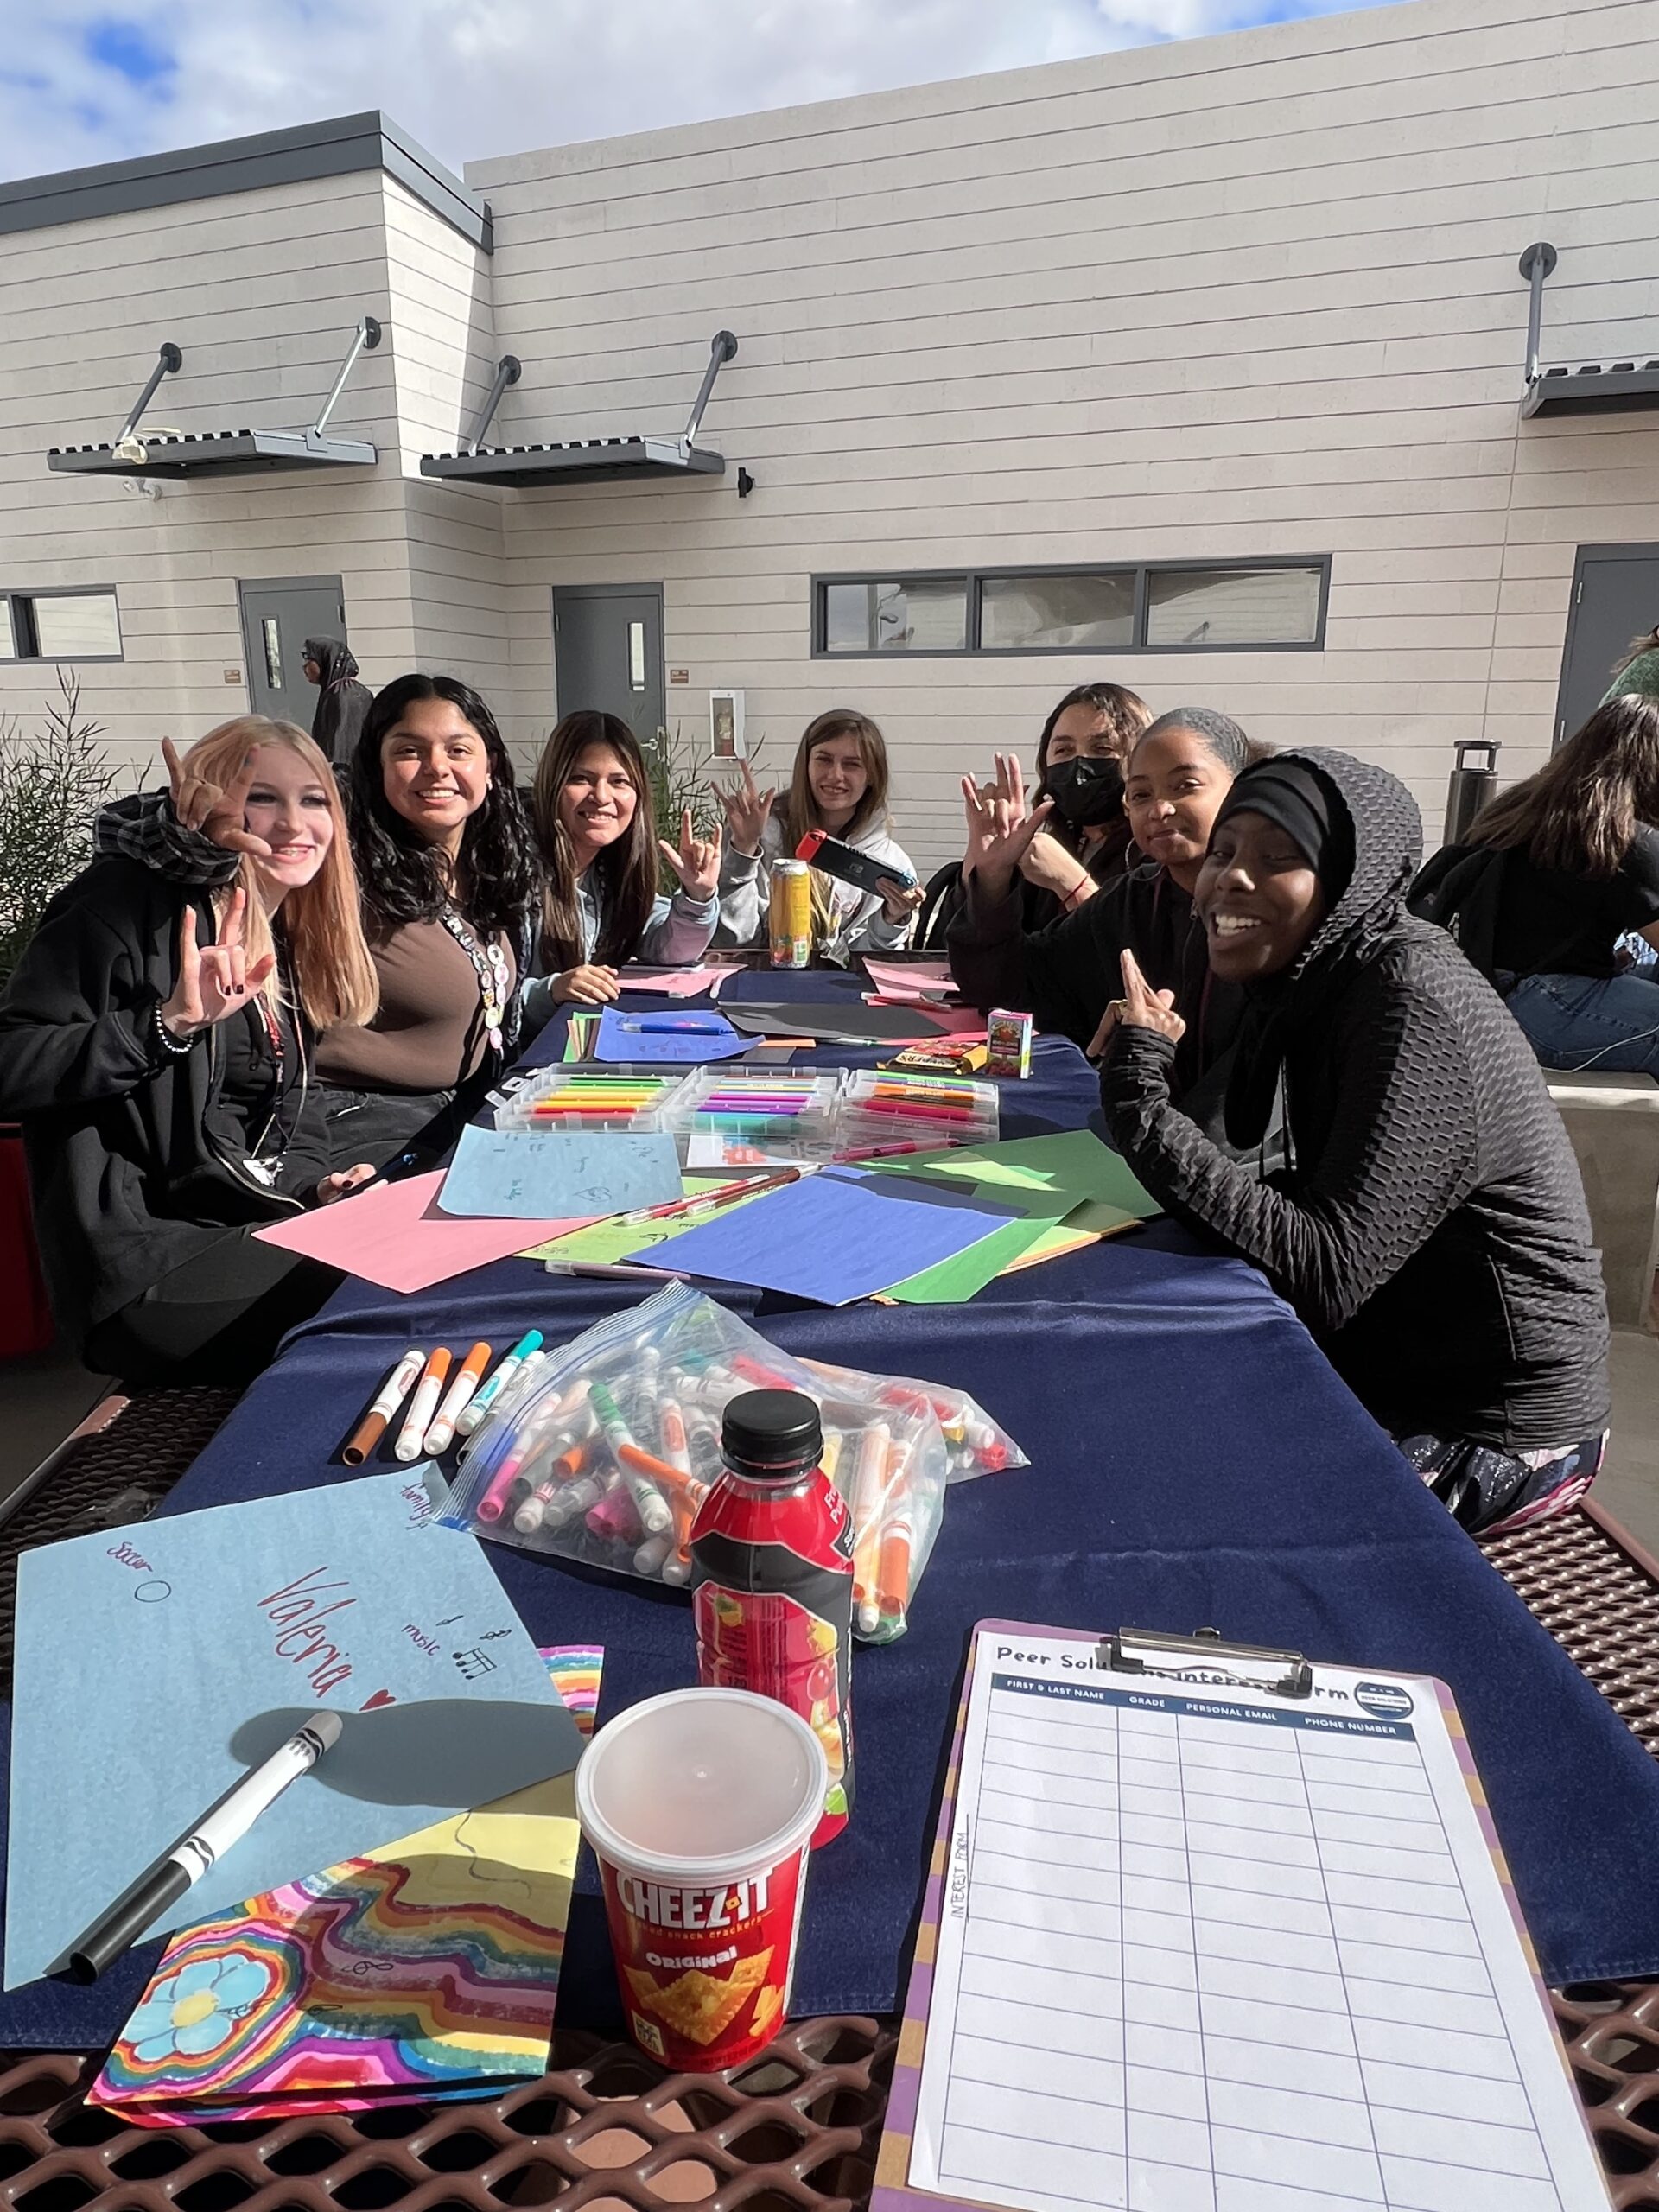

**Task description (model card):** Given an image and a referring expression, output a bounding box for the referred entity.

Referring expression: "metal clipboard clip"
[1101,1625,1313,1700]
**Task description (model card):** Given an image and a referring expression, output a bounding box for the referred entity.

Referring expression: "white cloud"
[2,0,1388,186]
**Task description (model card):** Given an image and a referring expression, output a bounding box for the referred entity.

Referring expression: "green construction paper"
[883,1217,1067,1304]
[873,1129,1161,1224]
[518,1177,766,1264]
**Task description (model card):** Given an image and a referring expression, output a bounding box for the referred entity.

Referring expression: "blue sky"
[3,0,1399,183]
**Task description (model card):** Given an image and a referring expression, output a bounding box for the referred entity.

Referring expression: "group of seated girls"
[0,668,1618,1547]
[0,684,916,1389]
[940,688,1613,1541]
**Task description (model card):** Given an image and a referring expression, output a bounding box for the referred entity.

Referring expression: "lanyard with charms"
[441,901,510,1054]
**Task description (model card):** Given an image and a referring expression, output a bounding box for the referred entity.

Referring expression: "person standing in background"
[303,639,372,765]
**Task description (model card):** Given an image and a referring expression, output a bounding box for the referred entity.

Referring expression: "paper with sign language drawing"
[877,1622,1611,2212]
[5,1469,581,1991]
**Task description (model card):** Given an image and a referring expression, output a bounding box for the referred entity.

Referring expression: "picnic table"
[4,965,1659,2207]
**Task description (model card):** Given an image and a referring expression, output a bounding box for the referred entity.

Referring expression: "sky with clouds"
[3,0,1395,184]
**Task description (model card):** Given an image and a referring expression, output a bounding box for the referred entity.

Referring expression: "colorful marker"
[423,1340,492,1456]
[395,1348,451,1463]
[342,1347,423,1465]
[458,1331,544,1436]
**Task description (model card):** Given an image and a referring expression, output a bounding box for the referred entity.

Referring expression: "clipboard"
[872,1619,1613,2212]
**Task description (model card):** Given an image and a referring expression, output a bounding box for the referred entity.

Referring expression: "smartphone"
[794,830,918,897]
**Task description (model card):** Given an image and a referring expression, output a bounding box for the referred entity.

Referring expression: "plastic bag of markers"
[440,1281,1027,1643]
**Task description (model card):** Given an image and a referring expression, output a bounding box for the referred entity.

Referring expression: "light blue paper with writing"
[5,1469,580,1989]
[436,1125,684,1219]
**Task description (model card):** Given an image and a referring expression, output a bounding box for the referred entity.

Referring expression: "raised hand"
[960,753,1054,896]
[1019,830,1096,903]
[554,963,621,1006]
[715,760,775,856]
[658,808,723,903]
[158,888,276,1039]
[162,737,273,858]
[1089,948,1185,1061]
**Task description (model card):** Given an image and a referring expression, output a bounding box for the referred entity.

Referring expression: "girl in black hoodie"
[0,719,379,1382]
[1099,749,1611,1535]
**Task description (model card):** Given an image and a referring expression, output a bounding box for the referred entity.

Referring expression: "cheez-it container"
[575,1687,827,2071]
[690,1389,855,1843]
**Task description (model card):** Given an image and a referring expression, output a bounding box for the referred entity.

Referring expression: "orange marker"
[423,1340,493,1455]
[877,1509,914,1630]
[395,1347,451,1463]
[342,1347,423,1465]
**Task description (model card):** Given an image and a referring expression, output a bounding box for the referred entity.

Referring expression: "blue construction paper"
[436,1125,683,1219]
[592,1007,750,1064]
[5,1469,581,1991]
[625,1166,1020,1304]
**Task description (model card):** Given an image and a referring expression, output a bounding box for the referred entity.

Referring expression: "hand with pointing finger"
[158,888,276,1039]
[658,808,723,904]
[162,737,273,859]
[1089,948,1185,1063]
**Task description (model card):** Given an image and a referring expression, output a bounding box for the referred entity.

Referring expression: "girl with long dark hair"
[715,708,919,959]
[518,710,721,1027]
[1411,696,1659,1073]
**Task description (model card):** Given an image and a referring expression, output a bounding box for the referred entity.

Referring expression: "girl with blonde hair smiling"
[0,716,379,1382]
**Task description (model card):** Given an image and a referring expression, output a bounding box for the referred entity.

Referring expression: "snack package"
[442,1283,1027,1642]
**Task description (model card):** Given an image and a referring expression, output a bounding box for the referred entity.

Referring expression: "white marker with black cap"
[60,1711,343,1981]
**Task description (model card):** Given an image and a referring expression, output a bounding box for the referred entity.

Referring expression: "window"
[822,576,968,653]
[0,590,123,661]
[814,561,1328,654]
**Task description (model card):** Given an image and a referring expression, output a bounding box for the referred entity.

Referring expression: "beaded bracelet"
[152,1003,194,1058]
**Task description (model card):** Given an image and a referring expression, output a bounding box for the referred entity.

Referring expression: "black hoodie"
[1101,749,1610,1452]
[0,856,330,1352]
[305,639,372,766]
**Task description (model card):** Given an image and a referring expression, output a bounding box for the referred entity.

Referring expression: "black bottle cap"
[721,1389,823,1476]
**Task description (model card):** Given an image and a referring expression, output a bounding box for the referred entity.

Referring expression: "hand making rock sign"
[715,760,777,856]
[158,887,276,1039]
[162,736,273,857]
[960,753,1055,893]
[658,806,723,904]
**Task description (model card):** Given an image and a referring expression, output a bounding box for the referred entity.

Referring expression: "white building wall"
[467,0,1659,863]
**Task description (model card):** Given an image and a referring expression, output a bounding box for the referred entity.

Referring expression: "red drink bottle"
[690,1389,855,1845]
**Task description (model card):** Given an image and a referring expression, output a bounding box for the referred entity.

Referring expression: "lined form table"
[893,1626,1613,2212]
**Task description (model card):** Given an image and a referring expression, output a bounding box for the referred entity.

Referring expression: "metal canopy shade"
[49,429,377,478]
[422,436,726,485]
[46,318,382,480]
[422,329,737,487]
[1522,362,1659,418]
[1516,241,1659,416]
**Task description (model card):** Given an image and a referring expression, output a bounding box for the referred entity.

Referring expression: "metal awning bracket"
[1518,242,1558,384]
[308,315,382,440]
[111,341,182,460]
[466,354,522,453]
[681,330,738,452]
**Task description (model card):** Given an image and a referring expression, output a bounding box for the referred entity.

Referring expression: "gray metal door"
[1554,544,1659,746]
[552,585,665,746]
[238,575,348,731]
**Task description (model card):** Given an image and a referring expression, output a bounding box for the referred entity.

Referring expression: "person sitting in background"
[1601,620,1659,709]
[715,709,920,961]
[0,720,378,1383]
[518,709,722,1030]
[948,709,1254,1138]
[914,681,1151,948]
[1098,748,1610,1536]
[302,639,372,764]
[1410,696,1659,1075]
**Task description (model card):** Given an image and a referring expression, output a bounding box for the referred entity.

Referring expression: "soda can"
[769,860,811,969]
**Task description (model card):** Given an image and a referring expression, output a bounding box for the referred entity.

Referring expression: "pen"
[396,1347,451,1462]
[61,1713,343,1981]
[456,1330,543,1436]
[623,1017,730,1033]
[341,1346,423,1465]
[615,1171,791,1225]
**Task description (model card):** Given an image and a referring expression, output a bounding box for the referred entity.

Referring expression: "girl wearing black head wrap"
[304,639,372,766]
[1100,747,1611,1536]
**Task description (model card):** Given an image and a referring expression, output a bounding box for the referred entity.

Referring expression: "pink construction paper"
[864,997,988,1036]
[862,958,957,1000]
[616,966,733,998]
[253,1172,592,1294]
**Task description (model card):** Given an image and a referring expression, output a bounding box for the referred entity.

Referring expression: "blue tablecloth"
[6,964,1659,2050]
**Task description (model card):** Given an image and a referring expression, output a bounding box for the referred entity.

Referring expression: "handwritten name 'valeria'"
[258,1567,357,1695]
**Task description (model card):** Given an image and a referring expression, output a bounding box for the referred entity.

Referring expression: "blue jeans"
[1507,971,1659,1076]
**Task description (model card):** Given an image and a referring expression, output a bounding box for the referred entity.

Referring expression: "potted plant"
[0,671,118,1356]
